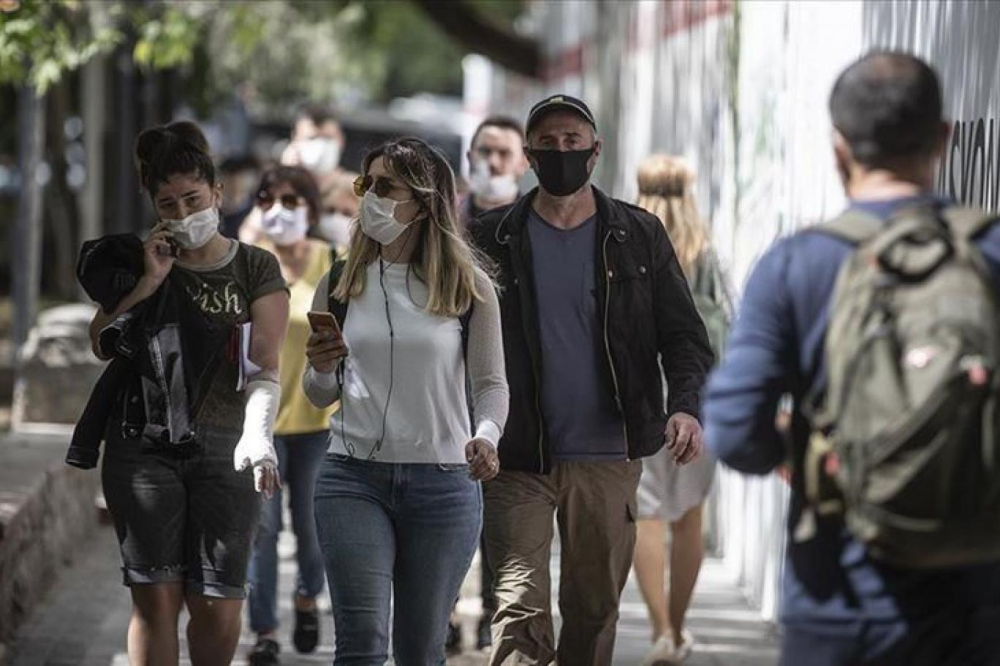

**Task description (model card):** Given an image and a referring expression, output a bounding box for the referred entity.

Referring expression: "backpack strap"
[940,205,999,242]
[816,209,885,246]
[326,258,349,330]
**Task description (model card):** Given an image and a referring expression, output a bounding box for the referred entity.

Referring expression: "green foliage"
[0,0,526,112]
[0,0,122,93]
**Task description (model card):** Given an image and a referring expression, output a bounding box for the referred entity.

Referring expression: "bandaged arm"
[234,290,289,492]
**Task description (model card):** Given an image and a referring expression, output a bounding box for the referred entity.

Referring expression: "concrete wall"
[471,0,1000,623]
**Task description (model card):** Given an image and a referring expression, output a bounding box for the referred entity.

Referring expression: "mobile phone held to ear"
[307,311,342,338]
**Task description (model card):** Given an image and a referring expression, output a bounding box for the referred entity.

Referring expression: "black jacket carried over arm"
[469,186,714,474]
[69,235,228,469]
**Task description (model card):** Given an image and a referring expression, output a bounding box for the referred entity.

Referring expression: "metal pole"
[11,84,46,363]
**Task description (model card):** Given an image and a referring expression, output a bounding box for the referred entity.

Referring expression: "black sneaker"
[477,615,492,650]
[249,638,280,666]
[293,605,320,654]
[445,620,462,654]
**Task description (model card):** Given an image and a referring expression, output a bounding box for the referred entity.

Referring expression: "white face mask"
[469,161,519,204]
[262,204,310,246]
[317,212,354,247]
[163,206,219,250]
[359,190,412,246]
[298,138,341,174]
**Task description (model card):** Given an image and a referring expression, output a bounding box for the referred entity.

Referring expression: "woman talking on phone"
[302,137,509,665]
[88,121,288,664]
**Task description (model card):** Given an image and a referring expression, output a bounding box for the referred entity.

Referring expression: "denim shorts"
[101,424,261,599]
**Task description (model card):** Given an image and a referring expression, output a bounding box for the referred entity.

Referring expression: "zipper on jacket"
[602,230,631,457]
[150,334,172,439]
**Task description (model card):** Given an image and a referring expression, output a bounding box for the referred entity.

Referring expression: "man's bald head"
[830,52,944,167]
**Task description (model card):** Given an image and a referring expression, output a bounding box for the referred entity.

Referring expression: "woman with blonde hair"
[633,155,730,665]
[302,137,509,665]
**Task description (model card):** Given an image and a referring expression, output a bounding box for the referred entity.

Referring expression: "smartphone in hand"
[307,311,342,339]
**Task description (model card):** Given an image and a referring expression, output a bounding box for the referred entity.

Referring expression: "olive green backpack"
[803,204,1000,568]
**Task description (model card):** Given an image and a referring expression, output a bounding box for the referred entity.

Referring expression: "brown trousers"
[483,460,642,666]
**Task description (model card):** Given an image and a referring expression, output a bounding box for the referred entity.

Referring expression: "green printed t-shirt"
[170,240,287,430]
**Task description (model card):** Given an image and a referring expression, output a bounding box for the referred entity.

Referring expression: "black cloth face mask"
[528,148,595,196]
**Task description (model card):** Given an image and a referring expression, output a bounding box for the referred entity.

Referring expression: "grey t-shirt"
[527,209,626,461]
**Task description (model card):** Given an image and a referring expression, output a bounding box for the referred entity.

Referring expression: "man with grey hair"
[470,94,713,665]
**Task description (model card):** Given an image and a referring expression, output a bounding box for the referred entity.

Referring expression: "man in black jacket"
[470,95,713,665]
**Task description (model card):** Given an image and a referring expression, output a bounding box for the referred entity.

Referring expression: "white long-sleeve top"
[302,261,509,464]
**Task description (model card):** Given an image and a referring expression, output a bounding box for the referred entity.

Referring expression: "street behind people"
[302,137,509,666]
[632,155,730,666]
[704,52,1000,666]
[87,120,288,665]
[246,165,335,665]
[470,95,714,665]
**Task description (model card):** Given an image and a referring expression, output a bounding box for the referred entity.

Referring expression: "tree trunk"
[11,85,46,360]
[44,76,79,300]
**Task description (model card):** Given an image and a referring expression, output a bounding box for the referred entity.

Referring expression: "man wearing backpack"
[704,51,1000,665]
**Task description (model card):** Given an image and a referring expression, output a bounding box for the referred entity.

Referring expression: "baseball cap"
[526,94,597,134]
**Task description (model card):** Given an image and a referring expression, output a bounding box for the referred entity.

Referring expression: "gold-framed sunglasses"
[353,174,396,198]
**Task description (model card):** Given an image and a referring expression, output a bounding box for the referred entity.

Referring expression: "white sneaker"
[673,629,696,662]
[640,635,677,666]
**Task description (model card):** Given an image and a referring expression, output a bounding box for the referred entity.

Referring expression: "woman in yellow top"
[246,165,339,665]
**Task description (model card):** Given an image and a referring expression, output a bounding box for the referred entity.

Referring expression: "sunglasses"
[257,191,303,209]
[353,175,398,199]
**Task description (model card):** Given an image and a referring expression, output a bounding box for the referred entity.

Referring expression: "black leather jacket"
[469,187,714,474]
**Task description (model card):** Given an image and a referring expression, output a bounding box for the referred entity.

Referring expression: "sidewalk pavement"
[6,516,778,666]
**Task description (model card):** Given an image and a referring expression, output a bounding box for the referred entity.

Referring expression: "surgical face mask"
[529,147,595,197]
[298,138,341,174]
[317,212,354,247]
[469,160,519,203]
[262,204,310,246]
[359,190,413,246]
[162,206,219,250]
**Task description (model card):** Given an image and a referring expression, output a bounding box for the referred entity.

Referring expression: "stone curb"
[0,433,101,655]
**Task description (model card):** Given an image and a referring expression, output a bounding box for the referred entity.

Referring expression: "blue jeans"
[314,453,482,666]
[247,431,330,634]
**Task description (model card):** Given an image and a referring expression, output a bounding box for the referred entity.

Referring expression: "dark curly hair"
[133,121,216,196]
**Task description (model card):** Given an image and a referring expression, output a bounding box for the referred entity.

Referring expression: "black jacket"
[470,187,714,474]
[69,236,227,468]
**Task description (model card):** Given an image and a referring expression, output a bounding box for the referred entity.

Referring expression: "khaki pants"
[483,460,642,666]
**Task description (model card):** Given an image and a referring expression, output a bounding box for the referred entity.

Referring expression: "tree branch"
[411,0,541,79]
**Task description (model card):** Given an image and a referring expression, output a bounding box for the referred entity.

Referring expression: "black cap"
[526,94,597,134]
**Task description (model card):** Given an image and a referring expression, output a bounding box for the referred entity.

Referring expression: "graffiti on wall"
[939,117,1000,212]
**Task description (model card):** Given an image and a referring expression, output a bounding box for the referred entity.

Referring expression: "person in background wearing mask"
[242,106,345,246]
[469,95,714,665]
[303,137,509,665]
[461,116,529,226]
[315,169,361,253]
[246,165,335,666]
[218,154,261,239]
[90,121,287,665]
[282,105,345,178]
